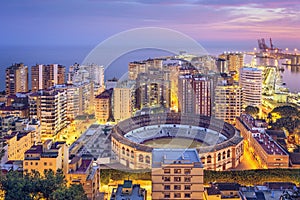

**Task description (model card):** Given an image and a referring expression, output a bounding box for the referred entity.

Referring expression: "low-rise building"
[0,105,29,118]
[204,183,241,200]
[4,131,34,161]
[236,114,289,168]
[152,149,204,200]
[23,140,69,175]
[67,156,100,200]
[110,180,147,200]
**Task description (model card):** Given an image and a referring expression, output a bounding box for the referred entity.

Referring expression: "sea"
[0,44,299,93]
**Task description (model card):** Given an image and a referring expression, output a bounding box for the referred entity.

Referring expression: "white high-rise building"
[113,81,135,123]
[29,89,67,136]
[68,64,104,94]
[239,67,262,107]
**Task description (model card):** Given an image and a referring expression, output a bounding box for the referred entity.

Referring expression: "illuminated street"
[56,117,97,146]
[234,144,260,170]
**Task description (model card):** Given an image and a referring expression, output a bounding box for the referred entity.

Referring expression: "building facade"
[68,63,104,95]
[239,67,262,107]
[31,64,65,92]
[5,63,28,95]
[23,140,69,175]
[214,84,243,125]
[236,114,289,168]
[178,74,212,116]
[4,131,34,161]
[67,156,100,200]
[29,89,67,136]
[219,53,244,76]
[60,82,94,120]
[95,89,113,124]
[135,68,171,110]
[113,84,133,123]
[152,149,204,200]
[110,180,146,200]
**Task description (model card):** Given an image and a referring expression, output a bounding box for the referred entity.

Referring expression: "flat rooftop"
[253,133,287,155]
[152,148,202,167]
[110,182,145,200]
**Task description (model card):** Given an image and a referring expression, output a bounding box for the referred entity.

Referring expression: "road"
[234,144,260,170]
[55,118,97,146]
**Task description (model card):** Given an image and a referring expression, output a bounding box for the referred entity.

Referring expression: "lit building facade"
[31,64,65,92]
[95,88,113,124]
[67,156,100,200]
[68,63,104,94]
[239,67,262,107]
[178,74,212,116]
[5,63,28,95]
[152,149,204,200]
[58,82,94,120]
[214,84,243,125]
[23,140,69,175]
[128,59,163,81]
[113,82,134,123]
[4,131,34,161]
[236,114,289,168]
[29,89,67,136]
[219,53,244,74]
[135,68,171,109]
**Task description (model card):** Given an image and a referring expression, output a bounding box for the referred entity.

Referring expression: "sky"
[1,0,300,48]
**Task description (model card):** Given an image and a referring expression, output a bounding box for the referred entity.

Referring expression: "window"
[164,193,170,198]
[201,156,205,164]
[35,162,38,166]
[25,162,28,166]
[223,151,226,159]
[218,153,221,161]
[174,169,181,174]
[44,162,47,166]
[174,177,181,182]
[207,155,212,163]
[184,185,191,190]
[164,185,170,190]
[227,149,231,158]
[174,193,181,198]
[174,185,181,190]
[184,193,191,198]
[139,154,144,162]
[145,156,150,164]
[184,177,191,182]
[164,176,170,182]
[164,169,170,174]
[122,147,125,155]
[184,169,191,174]
[131,150,134,158]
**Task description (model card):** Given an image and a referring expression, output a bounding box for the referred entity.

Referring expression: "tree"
[245,106,259,117]
[39,169,65,199]
[50,184,88,200]
[0,171,31,200]
[271,106,299,118]
[0,169,87,200]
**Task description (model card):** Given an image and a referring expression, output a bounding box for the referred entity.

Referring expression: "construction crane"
[257,38,282,53]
